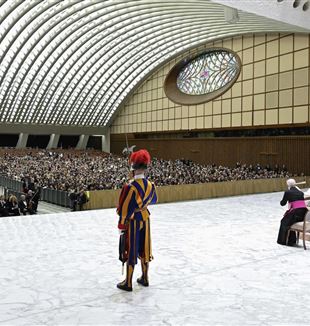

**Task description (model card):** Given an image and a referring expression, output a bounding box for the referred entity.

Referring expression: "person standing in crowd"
[31,185,41,213]
[117,149,158,292]
[277,179,310,246]
[69,189,78,211]
[22,176,35,193]
[77,189,88,211]
[26,190,36,215]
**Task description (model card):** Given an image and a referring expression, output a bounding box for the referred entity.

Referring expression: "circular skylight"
[176,50,240,95]
[164,48,241,105]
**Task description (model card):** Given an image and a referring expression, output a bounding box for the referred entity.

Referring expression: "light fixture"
[224,7,239,24]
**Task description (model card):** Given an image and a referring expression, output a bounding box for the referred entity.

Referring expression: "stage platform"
[0,191,310,325]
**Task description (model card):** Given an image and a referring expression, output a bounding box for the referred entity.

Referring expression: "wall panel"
[110,33,310,135]
[84,177,310,210]
[111,135,310,175]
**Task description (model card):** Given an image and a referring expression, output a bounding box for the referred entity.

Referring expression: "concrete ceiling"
[0,0,308,133]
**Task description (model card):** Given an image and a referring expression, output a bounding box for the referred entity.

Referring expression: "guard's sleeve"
[118,185,138,226]
[117,184,129,215]
[149,183,158,205]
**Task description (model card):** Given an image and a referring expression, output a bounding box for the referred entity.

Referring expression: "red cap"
[129,149,151,170]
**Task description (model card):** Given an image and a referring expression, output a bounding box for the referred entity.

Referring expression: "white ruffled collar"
[134,174,145,179]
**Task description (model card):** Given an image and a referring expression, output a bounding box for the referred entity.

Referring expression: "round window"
[164,48,241,105]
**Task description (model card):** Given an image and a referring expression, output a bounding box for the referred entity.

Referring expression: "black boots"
[137,277,149,287]
[117,264,134,292]
[137,259,149,287]
[117,259,149,291]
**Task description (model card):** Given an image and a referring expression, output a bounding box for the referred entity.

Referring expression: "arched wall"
[111,33,310,133]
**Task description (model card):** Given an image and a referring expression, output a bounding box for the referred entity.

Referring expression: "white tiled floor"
[0,191,309,325]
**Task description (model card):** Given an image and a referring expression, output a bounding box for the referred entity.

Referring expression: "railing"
[3,188,24,200]
[0,175,23,192]
[40,187,71,207]
[2,174,309,211]
[0,175,71,208]
[83,176,310,210]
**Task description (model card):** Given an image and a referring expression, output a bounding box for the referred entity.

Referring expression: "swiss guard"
[117,149,158,291]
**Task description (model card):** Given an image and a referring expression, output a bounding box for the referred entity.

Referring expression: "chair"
[286,209,310,250]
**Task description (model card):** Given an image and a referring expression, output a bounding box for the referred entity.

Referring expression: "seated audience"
[0,148,292,194]
[25,190,36,215]
[7,195,20,216]
[18,194,28,215]
[0,195,8,217]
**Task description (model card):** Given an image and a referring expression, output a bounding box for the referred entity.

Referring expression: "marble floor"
[0,191,310,325]
[36,201,70,215]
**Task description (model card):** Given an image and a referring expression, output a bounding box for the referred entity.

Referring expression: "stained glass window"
[176,50,240,95]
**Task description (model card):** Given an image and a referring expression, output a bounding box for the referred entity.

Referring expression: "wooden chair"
[286,209,310,250]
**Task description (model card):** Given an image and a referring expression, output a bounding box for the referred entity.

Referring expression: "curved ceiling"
[0,0,307,130]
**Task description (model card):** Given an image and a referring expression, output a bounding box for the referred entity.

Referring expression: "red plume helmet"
[129,149,151,170]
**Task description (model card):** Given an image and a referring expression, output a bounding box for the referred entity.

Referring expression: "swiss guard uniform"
[277,179,308,246]
[117,149,158,292]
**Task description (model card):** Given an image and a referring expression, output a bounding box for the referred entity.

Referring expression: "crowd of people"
[0,148,292,194]
[148,159,291,186]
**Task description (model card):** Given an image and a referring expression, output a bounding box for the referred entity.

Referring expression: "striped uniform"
[117,178,157,266]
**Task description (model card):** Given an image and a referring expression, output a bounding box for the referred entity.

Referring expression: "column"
[102,129,110,153]
[75,134,89,150]
[16,133,28,148]
[46,134,60,149]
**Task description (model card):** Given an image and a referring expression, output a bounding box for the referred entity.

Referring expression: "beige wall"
[84,176,310,209]
[111,33,310,134]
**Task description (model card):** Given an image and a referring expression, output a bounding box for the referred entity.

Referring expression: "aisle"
[0,191,309,325]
